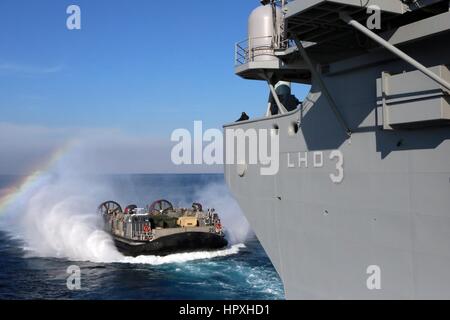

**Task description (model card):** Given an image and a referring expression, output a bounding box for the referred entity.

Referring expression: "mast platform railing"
[234,36,294,66]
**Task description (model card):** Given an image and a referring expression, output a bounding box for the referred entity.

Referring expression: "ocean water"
[0,174,284,300]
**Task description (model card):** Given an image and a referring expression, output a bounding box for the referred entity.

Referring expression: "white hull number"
[287,150,344,184]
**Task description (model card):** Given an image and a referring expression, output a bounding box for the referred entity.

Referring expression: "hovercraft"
[98,199,228,256]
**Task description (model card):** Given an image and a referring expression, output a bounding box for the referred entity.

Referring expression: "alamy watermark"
[66,5,81,30]
[170,121,346,181]
[171,121,280,176]
[66,265,81,291]
[366,265,382,290]
[366,5,381,30]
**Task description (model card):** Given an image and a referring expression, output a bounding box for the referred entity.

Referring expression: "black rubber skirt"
[113,232,228,257]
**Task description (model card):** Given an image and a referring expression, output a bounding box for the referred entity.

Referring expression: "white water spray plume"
[0,139,250,264]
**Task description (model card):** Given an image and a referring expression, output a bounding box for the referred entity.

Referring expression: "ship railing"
[235,39,250,66]
[234,36,294,66]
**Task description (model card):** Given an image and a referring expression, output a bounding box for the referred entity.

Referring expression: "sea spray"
[3,171,246,264]
[193,182,251,244]
[0,139,249,264]
[9,173,123,263]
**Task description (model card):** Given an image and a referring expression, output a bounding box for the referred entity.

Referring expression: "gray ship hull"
[225,34,450,299]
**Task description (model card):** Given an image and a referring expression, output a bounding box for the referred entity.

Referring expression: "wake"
[120,244,245,266]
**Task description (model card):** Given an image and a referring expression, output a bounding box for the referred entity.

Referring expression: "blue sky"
[0,0,309,174]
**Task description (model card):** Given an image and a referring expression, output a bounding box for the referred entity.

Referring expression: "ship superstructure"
[226,0,450,299]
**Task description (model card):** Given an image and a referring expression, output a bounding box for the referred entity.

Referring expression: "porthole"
[288,122,299,136]
[272,124,279,136]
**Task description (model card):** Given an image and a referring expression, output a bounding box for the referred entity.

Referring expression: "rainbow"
[0,140,76,214]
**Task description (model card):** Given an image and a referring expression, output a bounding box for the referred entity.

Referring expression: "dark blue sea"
[0,174,284,300]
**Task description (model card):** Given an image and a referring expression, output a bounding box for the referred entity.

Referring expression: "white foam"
[193,183,251,245]
[120,244,245,265]
[0,141,248,265]
[1,170,246,265]
[0,172,124,263]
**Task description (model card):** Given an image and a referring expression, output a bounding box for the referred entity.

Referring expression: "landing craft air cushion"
[98,200,228,256]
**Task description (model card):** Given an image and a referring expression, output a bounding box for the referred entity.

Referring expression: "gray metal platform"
[284,0,406,45]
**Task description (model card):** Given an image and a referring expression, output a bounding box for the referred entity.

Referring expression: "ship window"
[288,122,299,136]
